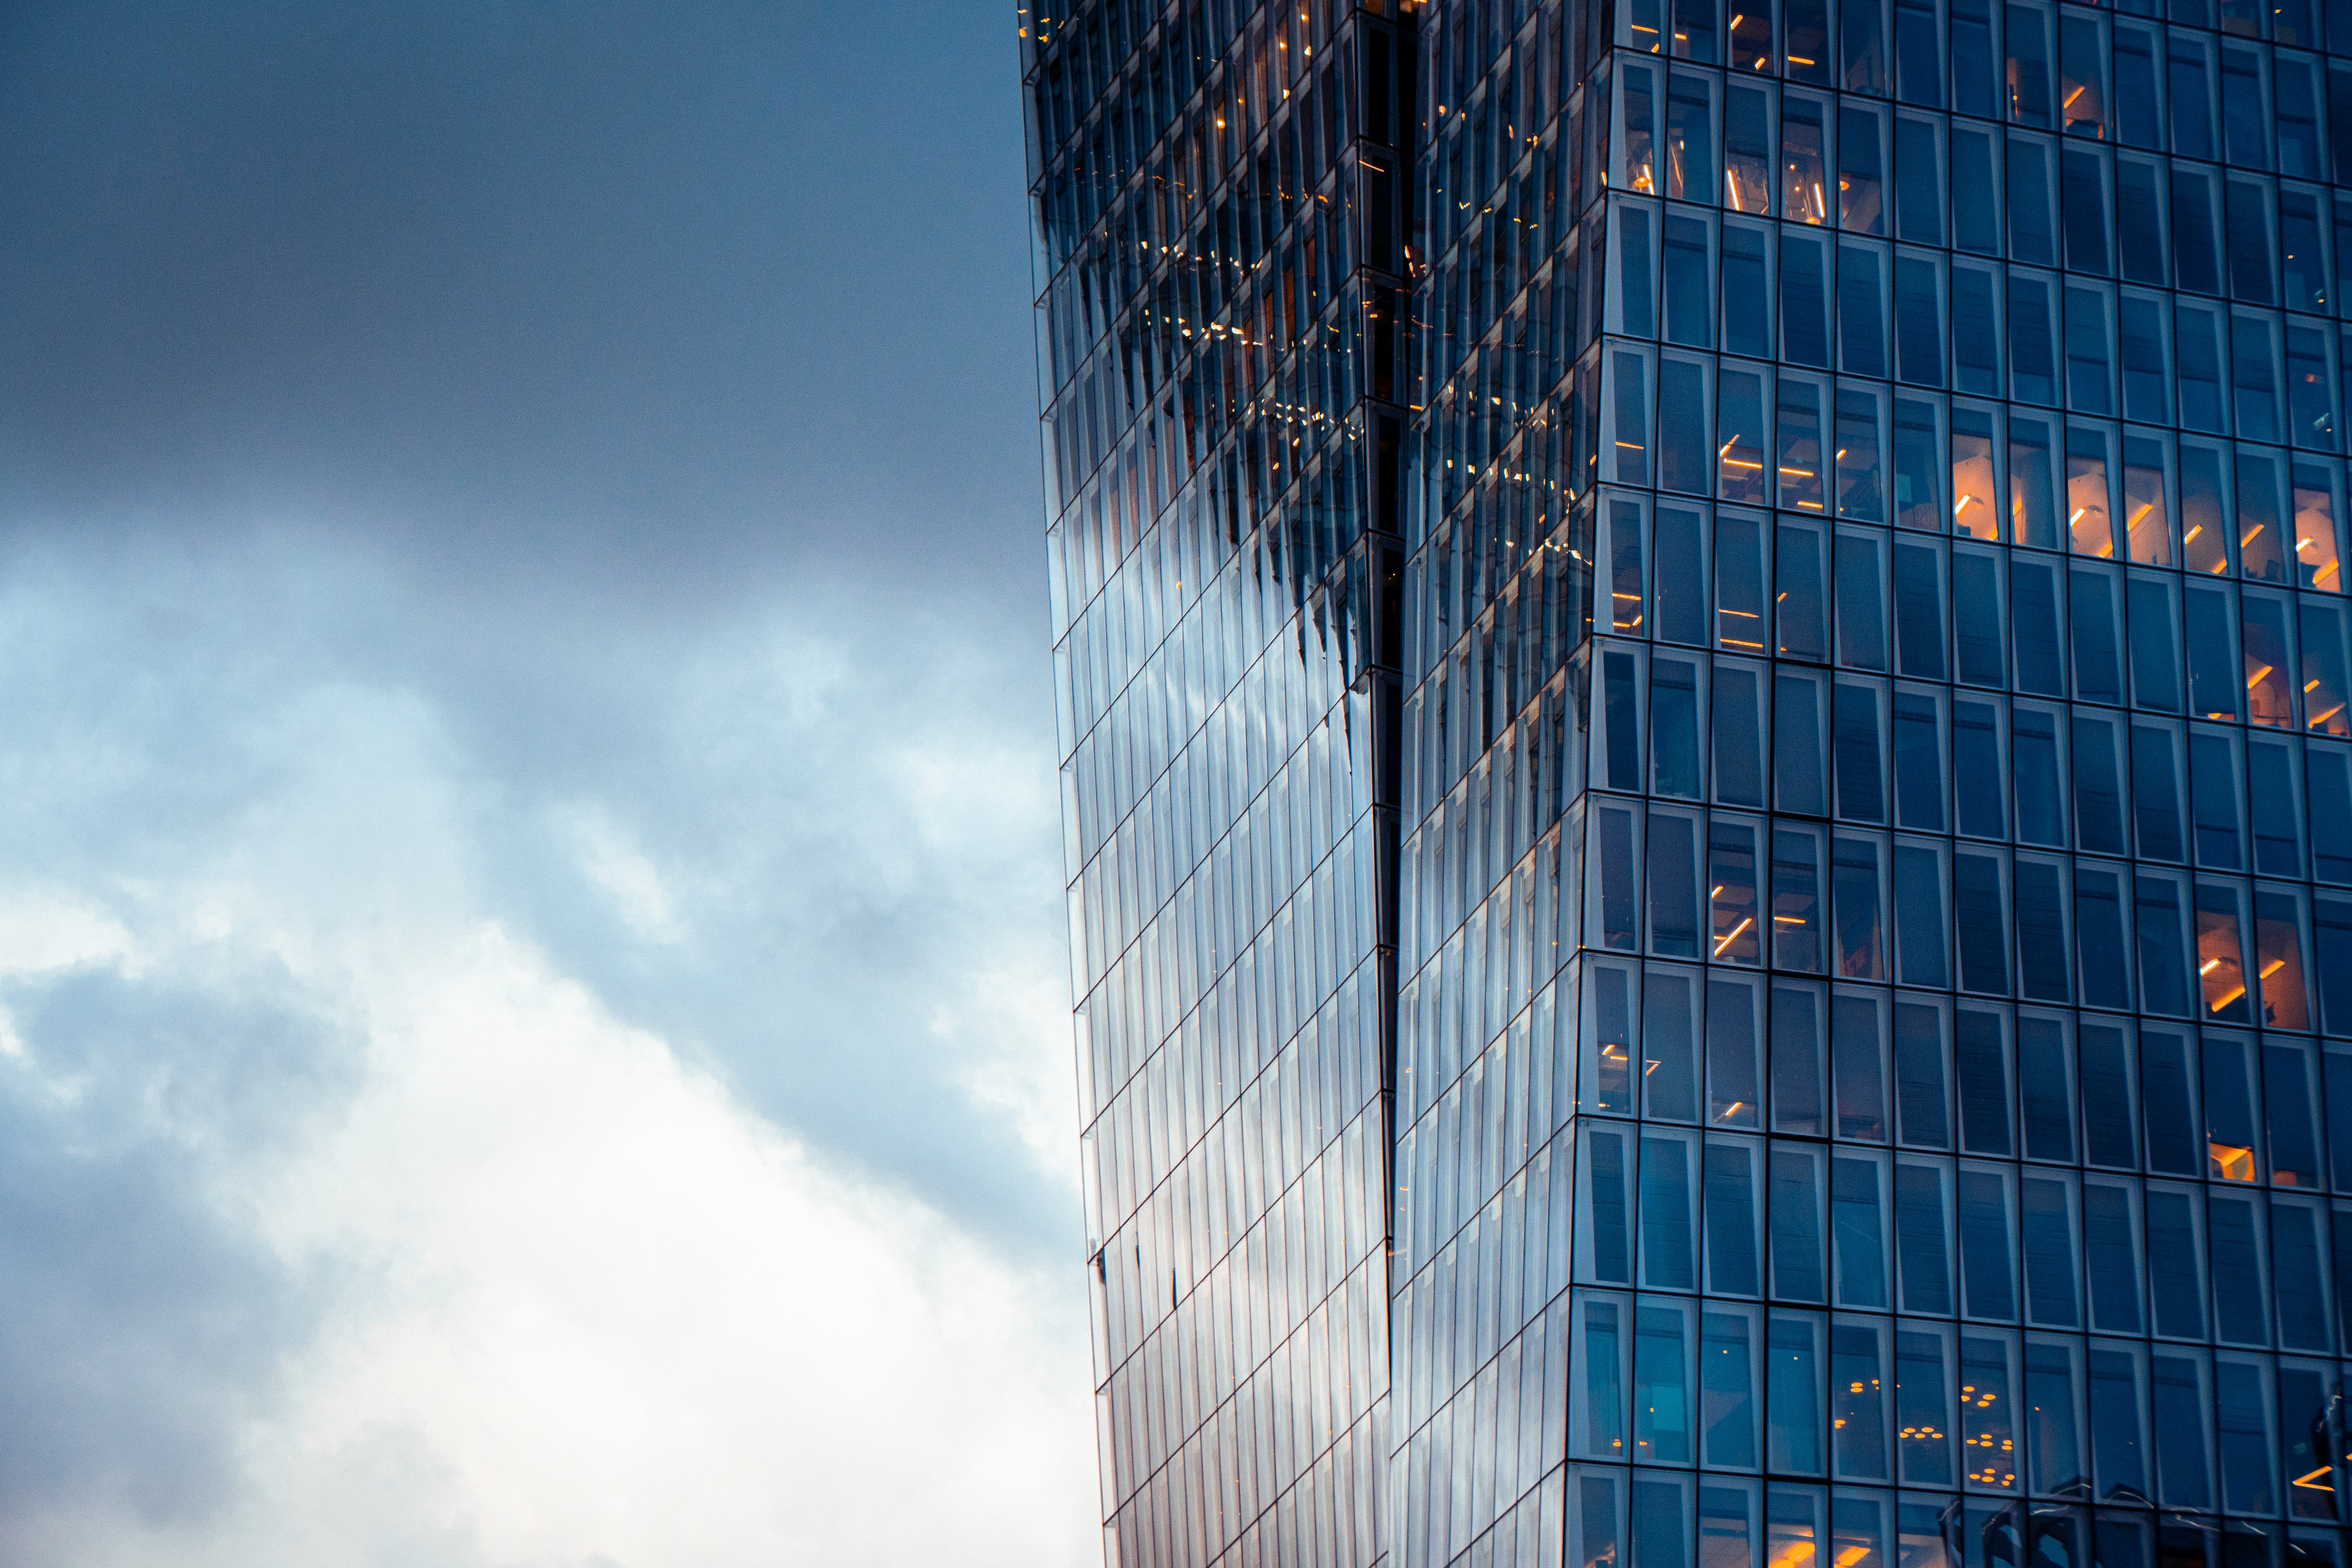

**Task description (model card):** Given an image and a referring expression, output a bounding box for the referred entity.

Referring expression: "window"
[1663,213,1714,346]
[1893,542,1947,677]
[1893,688,1947,829]
[2130,720,2188,860]
[1832,992,1890,1141]
[2112,25,2162,150]
[1894,258,1945,389]
[1666,71,1717,202]
[1835,532,1889,670]
[2065,287,2115,416]
[1653,658,1705,796]
[1833,682,1889,822]
[1780,374,1828,510]
[1783,95,1831,223]
[2128,575,2184,712]
[1707,1140,1766,1294]
[1838,244,1890,377]
[1715,660,1769,804]
[1831,832,1888,977]
[1776,670,1830,813]
[1725,85,1775,212]
[1650,806,1706,955]
[2069,564,2123,702]
[1712,819,1764,962]
[1894,1001,1953,1149]
[1950,0,1997,116]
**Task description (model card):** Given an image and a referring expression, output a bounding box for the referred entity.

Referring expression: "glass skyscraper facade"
[1024,2,2352,1566]
[1024,4,1412,1564]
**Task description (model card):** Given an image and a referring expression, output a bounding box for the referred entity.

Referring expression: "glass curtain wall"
[1396,0,2352,1563]
[1023,4,1415,1565]
[1028,0,2352,1561]
[1392,2,1609,1566]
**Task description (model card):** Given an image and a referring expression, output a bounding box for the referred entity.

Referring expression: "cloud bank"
[0,525,1093,1566]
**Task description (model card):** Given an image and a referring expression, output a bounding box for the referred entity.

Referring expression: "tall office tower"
[1022,4,1416,1565]
[1403,0,2352,1562]
[1029,0,2352,1565]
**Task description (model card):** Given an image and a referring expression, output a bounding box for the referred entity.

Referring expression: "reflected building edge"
[1020,0,2352,1565]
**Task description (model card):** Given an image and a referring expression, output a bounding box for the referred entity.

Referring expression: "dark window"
[2080,1026,2138,1167]
[1894,1005,1951,1148]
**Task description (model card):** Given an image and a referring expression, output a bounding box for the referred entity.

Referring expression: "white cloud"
[556,804,691,946]
[0,525,1096,1567]
[238,927,1093,1568]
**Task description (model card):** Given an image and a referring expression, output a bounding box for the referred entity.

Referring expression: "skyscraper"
[1024,4,1411,1563]
[1023,2,2352,1566]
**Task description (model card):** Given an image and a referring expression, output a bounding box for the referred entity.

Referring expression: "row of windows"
[1562,1124,2345,1347]
[1579,501,2350,705]
[1599,242,2352,444]
[1041,38,1355,414]
[1561,1299,2347,1510]
[1419,0,2352,311]
[1390,891,2352,1373]
[1392,1214,1569,1559]
[1603,359,2351,537]
[1036,0,1388,566]
[1580,639,2352,863]
[1604,211,2349,416]
[1114,1401,1384,1568]
[1628,162,2343,341]
[1546,1475,2348,1568]
[1086,933,1381,1273]
[1409,339,2352,842]
[1405,953,2350,1201]
[1056,428,1376,831]
[1386,1131,2348,1538]
[1390,1254,2352,1564]
[1613,0,2352,92]
[1408,92,2352,710]
[1386,1131,2352,1555]
[1609,51,2343,227]
[1394,972,2352,1303]
[1028,0,1340,203]
[1414,524,2352,832]
[1412,174,2352,750]
[1588,664,2352,880]
[1072,685,1376,1120]
[1397,665,2351,1041]
[1096,1141,1387,1508]
[1422,36,2352,436]
[1577,796,2343,1019]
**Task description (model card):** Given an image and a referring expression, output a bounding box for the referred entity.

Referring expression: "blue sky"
[0,4,1094,1563]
